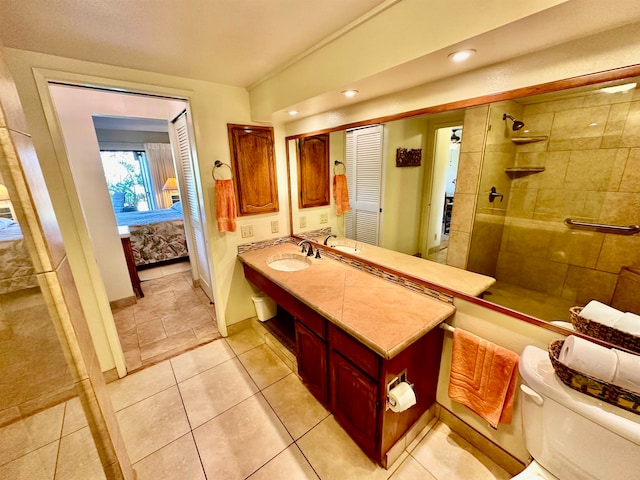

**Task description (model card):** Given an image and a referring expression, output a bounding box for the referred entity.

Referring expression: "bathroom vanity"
[238,242,455,467]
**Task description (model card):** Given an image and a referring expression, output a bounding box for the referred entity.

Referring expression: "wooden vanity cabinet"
[240,262,445,466]
[241,262,329,405]
[295,320,328,404]
[329,323,381,456]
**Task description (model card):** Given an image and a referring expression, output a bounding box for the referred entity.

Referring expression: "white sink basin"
[267,253,311,272]
[331,245,361,254]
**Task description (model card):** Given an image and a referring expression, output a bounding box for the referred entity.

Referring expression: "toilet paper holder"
[386,371,414,411]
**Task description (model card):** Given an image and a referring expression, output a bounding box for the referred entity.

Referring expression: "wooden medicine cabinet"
[297,134,330,208]
[227,124,279,215]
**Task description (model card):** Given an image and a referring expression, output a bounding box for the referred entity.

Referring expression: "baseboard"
[383,404,437,469]
[436,404,525,476]
[109,296,136,309]
[103,367,120,384]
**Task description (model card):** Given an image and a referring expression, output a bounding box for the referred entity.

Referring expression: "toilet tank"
[519,346,640,480]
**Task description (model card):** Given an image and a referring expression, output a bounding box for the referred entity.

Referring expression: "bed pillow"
[0,217,16,230]
[171,201,183,213]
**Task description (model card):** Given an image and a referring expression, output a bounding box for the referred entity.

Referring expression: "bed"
[114,202,189,267]
[0,218,38,294]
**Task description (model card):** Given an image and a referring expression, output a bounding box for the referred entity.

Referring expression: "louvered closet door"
[171,112,213,300]
[344,125,383,245]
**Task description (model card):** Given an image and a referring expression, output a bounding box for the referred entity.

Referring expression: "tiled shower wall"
[466,86,640,306]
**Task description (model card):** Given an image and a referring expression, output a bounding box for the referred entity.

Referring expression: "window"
[100,151,155,212]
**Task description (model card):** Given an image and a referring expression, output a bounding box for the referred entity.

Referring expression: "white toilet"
[514,345,640,480]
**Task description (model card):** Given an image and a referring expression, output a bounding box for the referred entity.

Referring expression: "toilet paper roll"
[613,312,640,336]
[559,335,618,383]
[388,382,416,413]
[612,349,640,394]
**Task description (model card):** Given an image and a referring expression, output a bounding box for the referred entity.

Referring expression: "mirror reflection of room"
[289,77,640,325]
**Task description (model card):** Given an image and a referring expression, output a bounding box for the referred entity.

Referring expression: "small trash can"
[251,292,277,321]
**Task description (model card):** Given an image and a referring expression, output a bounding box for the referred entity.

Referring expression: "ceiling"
[0,0,389,87]
[2,0,640,123]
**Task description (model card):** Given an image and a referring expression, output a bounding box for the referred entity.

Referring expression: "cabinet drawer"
[297,308,326,339]
[329,324,379,379]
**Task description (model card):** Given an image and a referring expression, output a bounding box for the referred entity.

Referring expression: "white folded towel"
[559,335,617,383]
[612,349,640,394]
[613,312,640,336]
[579,301,623,327]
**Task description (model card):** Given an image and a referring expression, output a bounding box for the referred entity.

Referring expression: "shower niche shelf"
[505,166,545,174]
[511,136,548,144]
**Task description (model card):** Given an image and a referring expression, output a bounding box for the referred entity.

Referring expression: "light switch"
[271,220,279,233]
[299,216,307,228]
[241,225,254,238]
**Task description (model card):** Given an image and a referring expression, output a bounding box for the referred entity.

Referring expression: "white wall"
[49,84,185,302]
[427,128,453,252]
[438,299,565,462]
[4,48,290,372]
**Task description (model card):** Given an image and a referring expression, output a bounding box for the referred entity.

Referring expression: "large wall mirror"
[286,67,640,334]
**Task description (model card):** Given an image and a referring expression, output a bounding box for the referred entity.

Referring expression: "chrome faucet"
[323,234,337,245]
[297,239,314,256]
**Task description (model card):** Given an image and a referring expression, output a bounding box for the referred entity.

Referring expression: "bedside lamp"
[162,177,179,204]
[0,184,16,219]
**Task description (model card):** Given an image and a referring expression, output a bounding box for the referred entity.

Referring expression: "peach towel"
[333,174,351,215]
[448,329,519,429]
[215,179,237,232]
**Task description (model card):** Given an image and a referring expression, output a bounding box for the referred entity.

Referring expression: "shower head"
[503,113,525,131]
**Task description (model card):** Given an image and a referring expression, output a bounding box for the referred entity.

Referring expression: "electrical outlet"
[271,220,279,233]
[299,216,307,228]
[241,225,254,238]
[319,213,328,224]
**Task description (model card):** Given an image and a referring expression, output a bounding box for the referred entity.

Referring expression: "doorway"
[47,84,217,373]
[423,124,462,263]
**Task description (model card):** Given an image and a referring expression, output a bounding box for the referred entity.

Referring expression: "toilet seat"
[512,460,558,479]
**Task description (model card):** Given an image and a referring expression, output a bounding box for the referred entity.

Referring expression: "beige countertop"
[238,242,455,359]
[307,236,495,297]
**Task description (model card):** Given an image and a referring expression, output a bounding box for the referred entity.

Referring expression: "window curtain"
[144,143,175,209]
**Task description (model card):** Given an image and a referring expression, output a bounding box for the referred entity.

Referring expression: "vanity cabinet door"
[227,124,279,216]
[295,320,328,404]
[330,350,378,457]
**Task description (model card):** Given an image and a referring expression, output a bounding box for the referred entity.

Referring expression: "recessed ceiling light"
[600,82,637,94]
[588,122,598,127]
[288,110,298,116]
[342,89,359,98]
[448,49,476,63]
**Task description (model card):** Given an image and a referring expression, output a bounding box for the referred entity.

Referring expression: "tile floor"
[113,260,220,372]
[427,236,449,264]
[0,326,513,479]
[486,281,575,322]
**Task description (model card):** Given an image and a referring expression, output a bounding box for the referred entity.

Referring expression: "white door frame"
[418,116,465,259]
[33,69,223,378]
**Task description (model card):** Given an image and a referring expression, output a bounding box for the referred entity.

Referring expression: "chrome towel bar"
[564,218,640,235]
[440,323,456,333]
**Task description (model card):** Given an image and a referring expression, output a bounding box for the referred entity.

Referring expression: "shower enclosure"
[464,84,640,321]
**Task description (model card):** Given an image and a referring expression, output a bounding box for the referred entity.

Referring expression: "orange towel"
[333,174,351,215]
[215,179,237,232]
[448,329,519,429]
